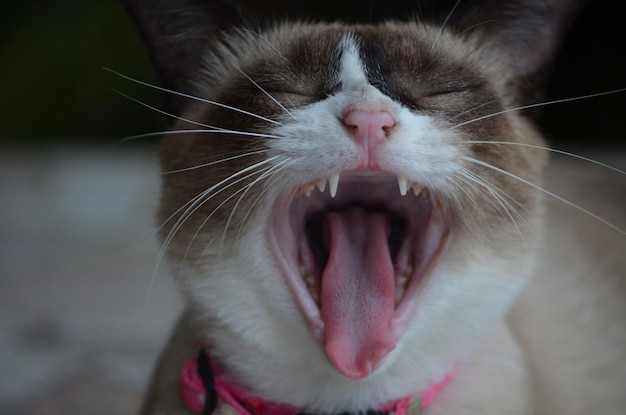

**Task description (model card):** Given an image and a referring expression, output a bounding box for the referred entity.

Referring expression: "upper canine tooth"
[328,174,340,198]
[315,178,327,193]
[397,176,409,196]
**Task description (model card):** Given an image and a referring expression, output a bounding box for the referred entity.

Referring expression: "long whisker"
[446,99,498,122]
[463,156,626,236]
[458,167,528,244]
[430,0,463,52]
[236,68,296,121]
[115,92,282,143]
[165,156,281,257]
[154,150,272,237]
[179,162,279,279]
[231,28,290,61]
[464,141,626,175]
[458,167,525,220]
[113,90,217,131]
[451,88,626,129]
[220,157,294,249]
[162,149,270,174]
[183,157,292,276]
[234,160,296,242]
[149,156,281,292]
[450,171,493,227]
[104,67,282,125]
[123,129,281,143]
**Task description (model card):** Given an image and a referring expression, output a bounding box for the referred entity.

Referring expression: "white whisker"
[183,157,292,275]
[451,88,626,129]
[113,90,217,130]
[153,151,270,237]
[463,156,626,236]
[220,157,294,249]
[180,162,280,279]
[234,158,298,242]
[236,68,297,121]
[104,67,283,125]
[430,0,463,52]
[458,167,528,244]
[123,129,281,143]
[162,149,270,174]
[450,171,492,227]
[446,99,498,122]
[151,156,281,290]
[232,28,289,61]
[465,141,626,175]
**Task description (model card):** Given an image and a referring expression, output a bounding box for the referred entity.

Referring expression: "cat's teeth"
[397,176,409,196]
[295,184,315,198]
[394,268,412,305]
[301,268,319,303]
[398,176,427,197]
[328,174,340,198]
[396,274,408,288]
[395,274,408,304]
[411,184,424,197]
[303,184,314,197]
[395,289,403,304]
[304,273,315,288]
[315,178,327,193]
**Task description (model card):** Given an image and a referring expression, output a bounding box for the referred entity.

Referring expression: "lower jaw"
[282,228,450,380]
[268,182,449,379]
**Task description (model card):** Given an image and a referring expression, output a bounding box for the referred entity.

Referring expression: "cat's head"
[124,0,582,411]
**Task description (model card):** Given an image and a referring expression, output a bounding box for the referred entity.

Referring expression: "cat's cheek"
[383,165,544,381]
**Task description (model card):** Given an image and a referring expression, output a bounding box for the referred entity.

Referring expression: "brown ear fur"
[450,0,588,105]
[121,0,254,114]
[122,0,587,112]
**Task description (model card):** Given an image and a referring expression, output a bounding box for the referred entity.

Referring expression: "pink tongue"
[321,209,396,379]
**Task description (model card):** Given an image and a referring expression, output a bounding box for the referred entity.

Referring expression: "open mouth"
[269,171,448,380]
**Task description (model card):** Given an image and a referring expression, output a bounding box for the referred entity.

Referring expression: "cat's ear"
[121,0,253,114]
[452,0,587,104]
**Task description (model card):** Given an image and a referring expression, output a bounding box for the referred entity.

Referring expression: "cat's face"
[156,21,546,410]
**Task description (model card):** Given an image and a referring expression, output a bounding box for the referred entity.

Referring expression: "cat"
[119,0,626,414]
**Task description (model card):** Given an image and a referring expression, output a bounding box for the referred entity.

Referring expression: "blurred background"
[0,0,624,414]
[1,2,178,414]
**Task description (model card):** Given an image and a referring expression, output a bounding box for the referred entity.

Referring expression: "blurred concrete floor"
[0,146,182,414]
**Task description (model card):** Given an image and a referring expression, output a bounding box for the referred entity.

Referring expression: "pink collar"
[181,351,453,415]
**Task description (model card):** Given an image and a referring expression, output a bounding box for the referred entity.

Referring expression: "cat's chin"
[269,170,449,379]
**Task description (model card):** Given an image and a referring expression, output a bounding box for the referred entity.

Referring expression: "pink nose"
[343,110,396,169]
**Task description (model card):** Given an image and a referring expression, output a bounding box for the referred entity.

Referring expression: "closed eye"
[423,88,468,98]
[422,83,484,98]
[260,75,340,102]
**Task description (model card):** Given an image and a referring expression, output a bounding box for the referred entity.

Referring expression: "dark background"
[0,0,624,148]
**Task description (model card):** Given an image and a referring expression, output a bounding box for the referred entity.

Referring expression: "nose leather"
[343,110,396,169]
